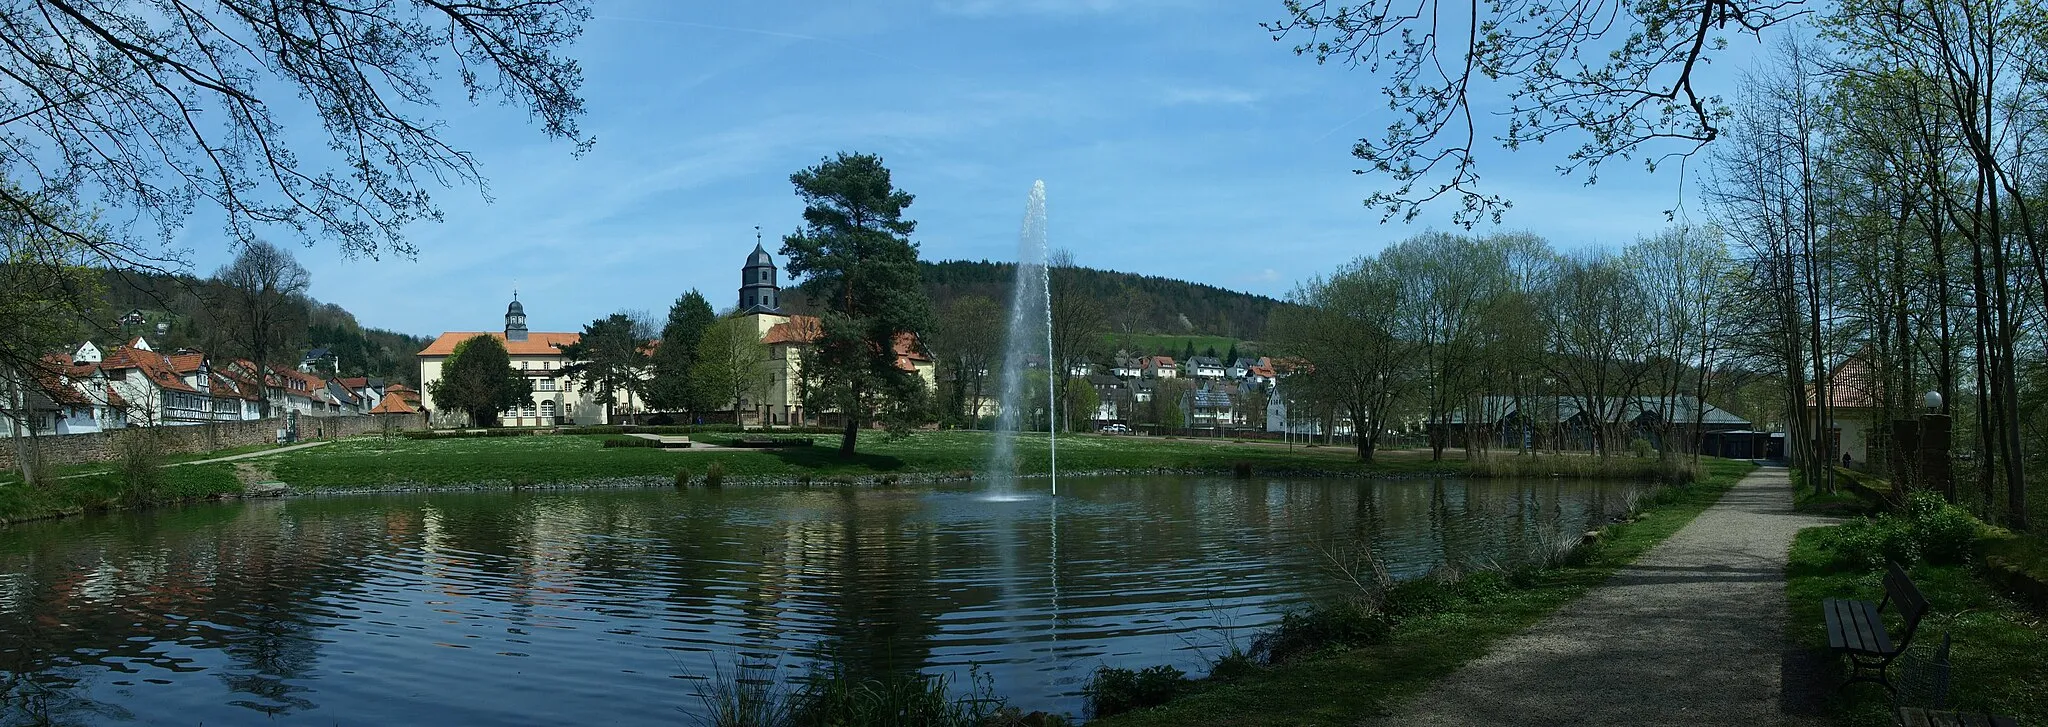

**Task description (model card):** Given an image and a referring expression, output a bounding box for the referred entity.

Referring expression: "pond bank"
[1086,458,1759,726]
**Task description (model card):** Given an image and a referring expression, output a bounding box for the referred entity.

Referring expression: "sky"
[174,0,1766,338]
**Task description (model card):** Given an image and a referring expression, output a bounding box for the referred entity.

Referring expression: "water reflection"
[0,476,1642,725]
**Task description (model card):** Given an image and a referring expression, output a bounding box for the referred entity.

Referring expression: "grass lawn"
[1109,333,1248,359]
[1785,527,2048,725]
[266,431,1467,489]
[1087,458,1757,726]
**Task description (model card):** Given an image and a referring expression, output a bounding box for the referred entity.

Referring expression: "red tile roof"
[338,377,370,389]
[759,315,930,372]
[1812,356,1881,410]
[418,332,580,357]
[369,392,418,415]
[168,353,206,375]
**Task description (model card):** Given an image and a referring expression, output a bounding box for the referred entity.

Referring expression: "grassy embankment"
[263,431,1463,490]
[1785,478,2048,725]
[1084,457,1758,726]
[0,464,241,523]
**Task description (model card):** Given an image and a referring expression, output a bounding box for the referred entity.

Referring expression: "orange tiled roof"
[418,332,580,357]
[1811,356,1881,410]
[338,377,370,389]
[761,315,929,372]
[762,315,823,345]
[168,352,206,374]
[369,392,418,415]
[101,346,199,393]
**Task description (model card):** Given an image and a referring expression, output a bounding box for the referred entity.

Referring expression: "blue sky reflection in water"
[0,476,1644,724]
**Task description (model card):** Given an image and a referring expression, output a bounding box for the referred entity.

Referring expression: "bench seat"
[1823,597,1895,656]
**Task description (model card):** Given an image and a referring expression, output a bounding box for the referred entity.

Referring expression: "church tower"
[505,291,529,342]
[739,237,781,314]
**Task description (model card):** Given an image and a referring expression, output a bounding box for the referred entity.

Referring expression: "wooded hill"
[784,260,1283,342]
[88,270,430,385]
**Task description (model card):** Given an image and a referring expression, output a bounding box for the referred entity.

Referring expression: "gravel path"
[1367,465,1832,726]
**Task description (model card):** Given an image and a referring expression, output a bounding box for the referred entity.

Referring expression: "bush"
[1084,665,1189,718]
[1904,491,1979,564]
[1250,600,1394,664]
[602,437,658,449]
[1830,516,1922,570]
[704,461,725,488]
[675,468,692,488]
[1207,650,1258,682]
[1827,491,1985,570]
[113,428,170,506]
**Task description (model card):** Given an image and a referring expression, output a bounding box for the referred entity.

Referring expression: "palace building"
[416,294,613,427]
[415,243,932,429]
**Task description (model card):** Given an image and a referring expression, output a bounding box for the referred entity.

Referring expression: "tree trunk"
[838,416,859,459]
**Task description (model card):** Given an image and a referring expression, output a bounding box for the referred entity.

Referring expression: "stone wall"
[0,414,426,470]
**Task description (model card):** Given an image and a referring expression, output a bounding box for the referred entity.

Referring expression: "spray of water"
[985,181,1054,497]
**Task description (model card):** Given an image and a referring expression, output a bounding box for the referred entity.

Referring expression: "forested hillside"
[784,260,1282,340]
[88,270,430,385]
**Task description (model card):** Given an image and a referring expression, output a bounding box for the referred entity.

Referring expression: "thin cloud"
[1160,86,1261,106]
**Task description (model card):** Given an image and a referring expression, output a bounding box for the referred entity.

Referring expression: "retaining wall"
[0,414,425,470]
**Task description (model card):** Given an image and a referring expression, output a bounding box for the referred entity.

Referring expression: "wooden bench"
[1896,707,2019,727]
[1824,561,1931,695]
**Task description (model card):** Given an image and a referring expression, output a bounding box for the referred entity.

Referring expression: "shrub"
[1628,438,1655,458]
[675,468,692,488]
[704,461,725,488]
[1904,491,1979,564]
[1250,600,1394,664]
[1083,665,1189,718]
[1207,649,1258,682]
[602,437,658,449]
[1830,516,1921,570]
[113,428,170,506]
[779,666,1014,727]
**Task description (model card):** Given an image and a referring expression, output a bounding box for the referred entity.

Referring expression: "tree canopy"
[647,291,717,413]
[559,314,649,424]
[428,335,530,428]
[779,152,934,457]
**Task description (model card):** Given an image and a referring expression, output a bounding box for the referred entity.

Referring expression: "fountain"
[984,180,1055,499]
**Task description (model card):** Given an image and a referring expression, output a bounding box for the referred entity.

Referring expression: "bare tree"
[0,0,590,264]
[211,241,309,416]
[1264,0,1805,226]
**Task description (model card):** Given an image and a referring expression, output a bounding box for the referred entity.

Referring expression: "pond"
[0,475,1645,724]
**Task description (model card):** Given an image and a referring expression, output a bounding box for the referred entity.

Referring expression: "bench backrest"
[1882,561,1932,647]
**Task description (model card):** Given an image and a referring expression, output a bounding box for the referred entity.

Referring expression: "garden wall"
[0,414,425,470]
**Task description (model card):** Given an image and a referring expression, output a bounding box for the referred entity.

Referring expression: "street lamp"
[1923,390,1943,413]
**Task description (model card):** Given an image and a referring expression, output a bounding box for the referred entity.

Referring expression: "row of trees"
[1705,18,2048,530]
[428,153,939,459]
[1269,230,1728,465]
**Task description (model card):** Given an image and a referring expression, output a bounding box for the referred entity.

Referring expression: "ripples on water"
[0,475,1642,724]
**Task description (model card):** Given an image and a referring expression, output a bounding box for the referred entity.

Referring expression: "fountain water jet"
[984,181,1054,499]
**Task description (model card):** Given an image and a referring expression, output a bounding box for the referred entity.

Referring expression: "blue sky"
[187,0,1763,337]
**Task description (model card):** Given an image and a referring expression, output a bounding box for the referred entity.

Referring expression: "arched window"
[540,400,556,419]
[760,269,770,283]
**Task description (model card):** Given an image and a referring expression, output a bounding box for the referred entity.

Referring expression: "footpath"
[1369,466,1832,726]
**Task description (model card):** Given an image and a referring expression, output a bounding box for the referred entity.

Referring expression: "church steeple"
[739,227,781,314]
[505,289,529,342]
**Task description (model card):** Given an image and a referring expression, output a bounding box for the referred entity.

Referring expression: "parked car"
[1101,424,1132,434]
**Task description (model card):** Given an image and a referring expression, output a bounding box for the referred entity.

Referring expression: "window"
[520,402,535,417]
[520,361,528,370]
[538,379,556,391]
[759,269,770,283]
[540,400,556,418]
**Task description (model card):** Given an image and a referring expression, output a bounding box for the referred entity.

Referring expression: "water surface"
[0,475,1642,724]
